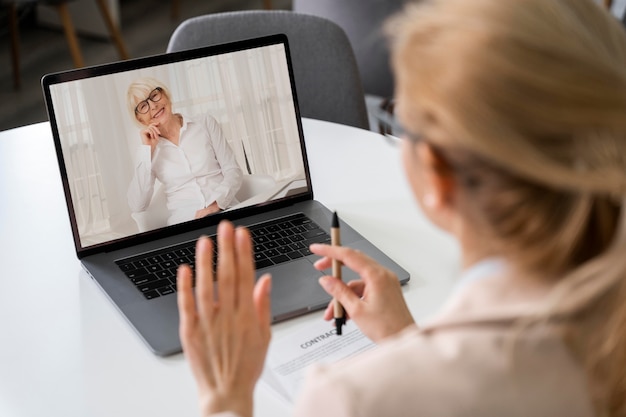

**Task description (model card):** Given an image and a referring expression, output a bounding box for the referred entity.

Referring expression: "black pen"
[331,211,346,335]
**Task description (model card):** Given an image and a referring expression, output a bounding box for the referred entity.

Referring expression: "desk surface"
[0,118,460,417]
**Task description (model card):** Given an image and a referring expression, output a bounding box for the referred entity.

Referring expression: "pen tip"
[332,211,339,228]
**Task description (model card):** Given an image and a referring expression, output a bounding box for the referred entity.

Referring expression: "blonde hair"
[389,0,626,413]
[126,77,173,126]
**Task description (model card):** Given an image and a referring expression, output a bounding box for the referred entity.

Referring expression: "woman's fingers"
[318,275,362,316]
[177,264,197,344]
[176,223,271,416]
[253,274,272,337]
[140,125,161,145]
[311,243,415,342]
[217,221,236,316]
[235,227,255,311]
[195,236,215,320]
[311,244,383,282]
[322,279,365,320]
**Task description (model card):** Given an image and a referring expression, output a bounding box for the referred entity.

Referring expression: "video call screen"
[48,43,307,249]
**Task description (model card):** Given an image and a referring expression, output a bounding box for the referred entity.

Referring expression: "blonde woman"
[176,0,626,416]
[126,77,242,226]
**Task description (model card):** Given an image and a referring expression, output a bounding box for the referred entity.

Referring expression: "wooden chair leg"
[94,0,130,60]
[56,3,85,67]
[171,0,180,20]
[8,3,21,89]
[263,0,272,9]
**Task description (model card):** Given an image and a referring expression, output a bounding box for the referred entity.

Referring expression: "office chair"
[167,10,369,130]
[170,0,274,20]
[293,0,407,132]
[294,0,405,99]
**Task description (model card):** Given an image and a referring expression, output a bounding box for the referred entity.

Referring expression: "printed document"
[261,319,375,403]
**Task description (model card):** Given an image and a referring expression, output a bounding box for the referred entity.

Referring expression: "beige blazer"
[293,272,595,417]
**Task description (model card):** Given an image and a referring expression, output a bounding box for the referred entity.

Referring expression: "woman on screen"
[126,77,242,227]
[176,0,626,416]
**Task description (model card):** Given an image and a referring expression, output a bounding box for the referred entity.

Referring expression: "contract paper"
[261,319,375,404]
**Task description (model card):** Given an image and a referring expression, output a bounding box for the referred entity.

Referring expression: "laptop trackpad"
[259,259,328,322]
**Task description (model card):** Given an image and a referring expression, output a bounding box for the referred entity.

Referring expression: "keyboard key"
[162,260,175,269]
[133,259,149,268]
[118,263,134,272]
[277,245,291,254]
[138,278,171,293]
[286,251,304,260]
[156,270,174,279]
[276,238,291,246]
[125,268,149,279]
[255,259,274,269]
[289,242,305,250]
[302,229,326,239]
[146,255,163,264]
[173,257,190,265]
[144,290,160,300]
[175,248,191,257]
[278,221,292,230]
[270,254,290,264]
[290,234,305,242]
[158,286,175,296]
[131,274,156,285]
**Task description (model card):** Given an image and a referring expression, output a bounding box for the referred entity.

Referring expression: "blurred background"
[0,0,291,131]
[1,0,625,132]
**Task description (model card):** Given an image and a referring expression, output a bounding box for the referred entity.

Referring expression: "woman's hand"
[177,221,272,417]
[310,243,415,343]
[140,123,160,155]
[195,202,221,219]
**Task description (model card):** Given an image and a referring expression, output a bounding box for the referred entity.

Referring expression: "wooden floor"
[0,0,292,131]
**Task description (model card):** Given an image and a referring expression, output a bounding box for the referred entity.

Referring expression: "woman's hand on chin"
[140,123,160,155]
[176,222,272,417]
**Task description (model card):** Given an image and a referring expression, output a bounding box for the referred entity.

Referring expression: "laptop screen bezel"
[41,34,314,258]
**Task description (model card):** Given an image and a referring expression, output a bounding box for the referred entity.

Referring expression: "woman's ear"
[416,143,456,210]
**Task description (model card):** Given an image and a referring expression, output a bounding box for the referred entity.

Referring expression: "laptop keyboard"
[115,213,330,300]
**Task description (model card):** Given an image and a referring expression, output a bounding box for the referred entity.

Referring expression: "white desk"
[0,118,460,417]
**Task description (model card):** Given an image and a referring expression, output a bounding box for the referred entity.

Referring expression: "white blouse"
[127,113,243,225]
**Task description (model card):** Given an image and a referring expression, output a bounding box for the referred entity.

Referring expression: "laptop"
[42,34,410,356]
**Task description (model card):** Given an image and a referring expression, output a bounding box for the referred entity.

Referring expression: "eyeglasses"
[135,87,163,114]
[373,102,423,147]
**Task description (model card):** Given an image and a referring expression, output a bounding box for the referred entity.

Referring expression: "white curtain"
[50,44,305,245]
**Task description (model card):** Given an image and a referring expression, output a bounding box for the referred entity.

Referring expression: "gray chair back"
[167,10,369,130]
[294,0,407,99]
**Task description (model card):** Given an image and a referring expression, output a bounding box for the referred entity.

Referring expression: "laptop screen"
[43,36,310,251]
